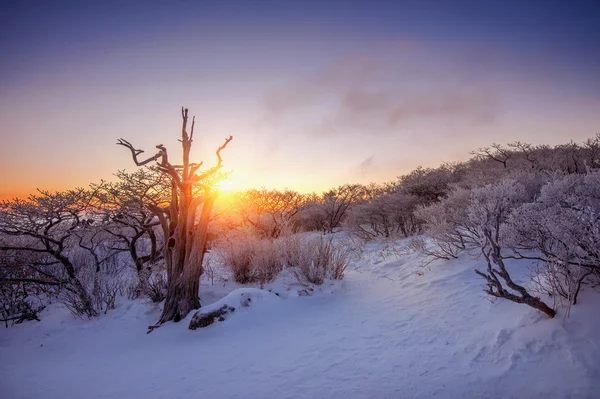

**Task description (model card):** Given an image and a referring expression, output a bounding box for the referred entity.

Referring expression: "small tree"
[471,143,513,169]
[95,168,169,297]
[468,181,556,317]
[241,189,305,238]
[118,107,232,324]
[321,184,366,233]
[414,188,471,260]
[0,189,101,318]
[509,172,600,306]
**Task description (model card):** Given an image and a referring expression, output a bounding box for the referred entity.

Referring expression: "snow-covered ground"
[1,239,599,399]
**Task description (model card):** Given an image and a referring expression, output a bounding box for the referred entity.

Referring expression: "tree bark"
[119,107,232,324]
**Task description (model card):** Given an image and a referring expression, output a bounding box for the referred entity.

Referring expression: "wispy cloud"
[260,43,502,137]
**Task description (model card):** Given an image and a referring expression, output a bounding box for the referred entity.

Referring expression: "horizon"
[1,0,599,199]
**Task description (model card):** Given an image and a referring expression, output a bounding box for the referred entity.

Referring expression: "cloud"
[260,43,502,137]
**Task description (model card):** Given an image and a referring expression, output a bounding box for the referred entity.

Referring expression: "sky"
[1,0,599,199]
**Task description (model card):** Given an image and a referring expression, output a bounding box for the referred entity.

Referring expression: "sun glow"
[217,181,234,193]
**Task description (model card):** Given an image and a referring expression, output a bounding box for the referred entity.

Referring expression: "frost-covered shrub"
[251,240,284,286]
[0,281,45,328]
[280,235,349,284]
[241,189,306,238]
[216,233,283,284]
[0,250,51,327]
[414,188,471,260]
[508,171,600,307]
[61,247,128,317]
[217,233,260,284]
[466,180,556,317]
[216,232,349,285]
[217,234,283,285]
[147,272,167,302]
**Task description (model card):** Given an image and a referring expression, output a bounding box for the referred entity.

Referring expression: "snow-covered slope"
[1,241,599,399]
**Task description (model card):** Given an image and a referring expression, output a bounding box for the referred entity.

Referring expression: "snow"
[1,238,599,399]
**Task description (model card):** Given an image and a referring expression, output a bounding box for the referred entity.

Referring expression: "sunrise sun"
[217,181,234,193]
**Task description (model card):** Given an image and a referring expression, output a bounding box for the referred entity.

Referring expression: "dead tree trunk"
[118,107,232,324]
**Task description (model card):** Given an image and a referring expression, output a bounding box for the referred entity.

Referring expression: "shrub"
[147,272,167,302]
[280,235,349,284]
[217,233,259,284]
[216,232,349,285]
[0,281,45,327]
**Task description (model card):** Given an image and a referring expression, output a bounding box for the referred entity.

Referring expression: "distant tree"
[398,164,463,205]
[295,193,328,232]
[345,191,419,239]
[241,189,305,238]
[118,107,232,325]
[508,141,537,169]
[582,133,600,169]
[554,141,584,174]
[321,184,366,233]
[471,143,513,169]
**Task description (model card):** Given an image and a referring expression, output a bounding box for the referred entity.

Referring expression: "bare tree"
[94,168,169,297]
[582,133,600,169]
[321,184,366,233]
[0,189,101,318]
[118,107,232,324]
[467,181,556,317]
[398,165,462,204]
[471,143,513,169]
[0,250,48,326]
[508,172,600,306]
[345,191,419,239]
[508,141,537,169]
[241,189,305,238]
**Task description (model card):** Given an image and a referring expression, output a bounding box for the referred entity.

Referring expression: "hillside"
[2,239,598,399]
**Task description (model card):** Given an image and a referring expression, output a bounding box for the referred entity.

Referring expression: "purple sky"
[1,0,599,198]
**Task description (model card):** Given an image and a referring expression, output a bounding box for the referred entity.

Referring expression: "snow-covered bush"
[0,248,54,326]
[0,190,103,318]
[215,232,349,285]
[419,179,557,317]
[251,239,284,286]
[466,180,556,317]
[217,233,259,284]
[216,232,284,285]
[280,235,349,284]
[508,171,600,307]
[414,188,471,260]
[64,247,128,317]
[0,282,45,327]
[319,184,367,233]
[146,271,167,302]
